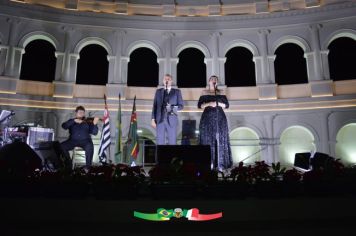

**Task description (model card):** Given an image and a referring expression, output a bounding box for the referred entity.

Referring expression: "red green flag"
[127,96,139,162]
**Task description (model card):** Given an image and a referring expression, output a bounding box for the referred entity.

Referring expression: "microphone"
[213,81,217,90]
[165,81,168,90]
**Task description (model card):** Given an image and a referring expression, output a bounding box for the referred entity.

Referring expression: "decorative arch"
[229,123,264,138]
[126,40,162,57]
[279,125,317,166]
[322,29,356,50]
[18,31,59,49]
[229,126,261,165]
[74,37,113,55]
[223,39,260,56]
[330,118,356,143]
[176,40,211,58]
[335,123,356,164]
[272,35,311,53]
[276,122,320,143]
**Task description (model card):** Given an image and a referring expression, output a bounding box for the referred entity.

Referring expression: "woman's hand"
[151,119,157,128]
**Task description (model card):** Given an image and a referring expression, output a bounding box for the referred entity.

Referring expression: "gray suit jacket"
[152,88,184,124]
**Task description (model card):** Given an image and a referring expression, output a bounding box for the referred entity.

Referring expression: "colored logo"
[134,208,222,221]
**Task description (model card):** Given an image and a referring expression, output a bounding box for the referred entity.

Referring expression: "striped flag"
[126,96,139,164]
[98,95,111,163]
[114,93,122,164]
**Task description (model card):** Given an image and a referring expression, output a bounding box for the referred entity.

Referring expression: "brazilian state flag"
[127,96,139,164]
[114,93,122,164]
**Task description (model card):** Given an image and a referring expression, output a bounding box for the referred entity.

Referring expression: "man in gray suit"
[151,74,184,145]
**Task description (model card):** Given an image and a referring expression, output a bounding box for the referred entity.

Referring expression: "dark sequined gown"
[198,94,233,170]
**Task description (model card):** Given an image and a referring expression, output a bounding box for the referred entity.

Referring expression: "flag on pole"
[98,95,111,163]
[114,93,122,163]
[126,95,139,165]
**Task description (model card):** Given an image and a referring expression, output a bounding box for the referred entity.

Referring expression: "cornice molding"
[0,1,355,31]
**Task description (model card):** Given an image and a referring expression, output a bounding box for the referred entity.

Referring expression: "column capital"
[162,32,175,39]
[308,23,323,32]
[258,28,271,36]
[209,31,222,38]
[59,25,75,33]
[69,53,80,60]
[6,17,21,25]
[55,51,65,58]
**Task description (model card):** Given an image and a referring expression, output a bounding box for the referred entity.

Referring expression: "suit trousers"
[156,114,178,145]
[61,139,94,168]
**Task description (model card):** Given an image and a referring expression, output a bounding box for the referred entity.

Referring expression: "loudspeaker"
[156,145,211,171]
[34,141,71,171]
[182,120,196,139]
[311,152,333,170]
[294,152,311,170]
[0,142,42,178]
[294,152,334,170]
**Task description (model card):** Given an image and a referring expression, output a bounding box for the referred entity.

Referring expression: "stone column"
[0,45,9,75]
[54,51,65,81]
[257,29,277,100]
[4,17,21,77]
[263,114,277,164]
[308,24,333,97]
[120,56,129,84]
[204,57,214,85]
[163,32,175,75]
[107,55,116,84]
[320,50,330,80]
[157,58,165,84]
[106,30,126,99]
[252,55,263,85]
[209,31,222,79]
[170,57,179,86]
[319,111,332,155]
[12,47,24,78]
[218,57,226,85]
[53,26,76,98]
[62,26,75,82]
[257,29,272,84]
[68,53,80,82]
[308,24,324,81]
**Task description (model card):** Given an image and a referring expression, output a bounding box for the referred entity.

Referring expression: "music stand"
[0,110,13,125]
[0,110,15,147]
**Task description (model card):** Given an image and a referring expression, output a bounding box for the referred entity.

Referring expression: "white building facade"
[0,0,355,167]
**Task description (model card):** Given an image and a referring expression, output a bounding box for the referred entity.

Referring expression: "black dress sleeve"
[219,95,229,109]
[198,95,207,109]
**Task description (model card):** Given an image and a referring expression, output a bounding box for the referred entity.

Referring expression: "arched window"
[20,39,56,82]
[279,126,315,166]
[225,47,256,87]
[274,43,308,85]
[76,44,108,85]
[328,37,356,81]
[177,48,206,88]
[127,47,158,87]
[336,123,356,164]
[230,127,260,165]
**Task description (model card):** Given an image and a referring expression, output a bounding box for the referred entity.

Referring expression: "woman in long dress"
[198,75,232,170]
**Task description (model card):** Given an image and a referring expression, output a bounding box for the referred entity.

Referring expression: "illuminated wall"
[279,126,316,166]
[230,127,261,165]
[336,123,356,164]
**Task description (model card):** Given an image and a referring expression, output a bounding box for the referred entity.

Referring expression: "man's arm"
[176,89,184,110]
[89,123,99,135]
[62,119,75,130]
[152,90,159,120]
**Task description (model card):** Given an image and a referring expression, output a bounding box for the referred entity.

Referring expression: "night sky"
[19,38,355,86]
